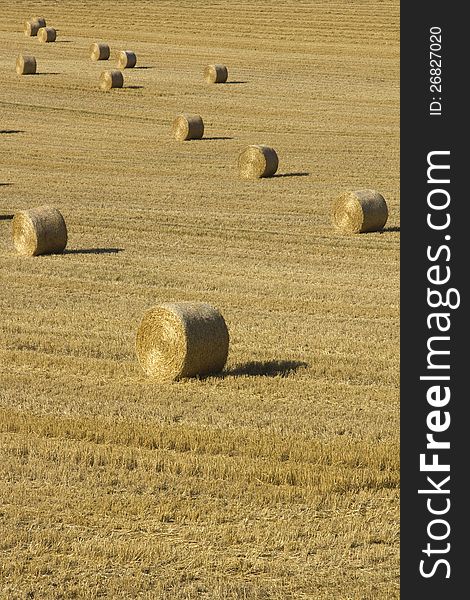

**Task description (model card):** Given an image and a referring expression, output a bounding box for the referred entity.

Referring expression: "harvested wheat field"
[0,1,399,598]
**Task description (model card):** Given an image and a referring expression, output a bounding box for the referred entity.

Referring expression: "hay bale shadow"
[218,360,308,378]
[0,130,23,134]
[64,247,124,255]
[224,81,247,84]
[0,214,14,220]
[204,136,233,141]
[273,172,310,178]
[380,226,400,233]
[0,183,13,186]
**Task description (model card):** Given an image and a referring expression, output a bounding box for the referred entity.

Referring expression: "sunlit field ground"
[0,1,399,598]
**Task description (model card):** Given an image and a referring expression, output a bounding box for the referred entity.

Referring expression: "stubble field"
[0,1,399,598]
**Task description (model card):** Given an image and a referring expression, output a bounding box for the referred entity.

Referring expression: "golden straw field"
[0,1,399,598]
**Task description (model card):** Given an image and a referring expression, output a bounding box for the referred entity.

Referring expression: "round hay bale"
[135,302,230,381]
[332,189,389,233]
[24,17,46,36]
[24,20,39,36]
[204,64,228,84]
[116,50,137,69]
[99,70,124,91]
[238,145,278,179]
[37,27,56,43]
[12,206,68,256]
[16,54,37,75]
[90,42,110,61]
[172,114,204,141]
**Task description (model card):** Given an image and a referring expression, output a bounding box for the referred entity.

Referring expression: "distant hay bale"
[116,50,137,69]
[204,64,228,84]
[16,54,37,75]
[238,145,278,179]
[24,17,46,36]
[172,114,204,141]
[332,189,389,233]
[99,70,124,91]
[135,302,230,381]
[12,206,68,256]
[37,27,56,43]
[90,42,110,61]
[24,20,39,36]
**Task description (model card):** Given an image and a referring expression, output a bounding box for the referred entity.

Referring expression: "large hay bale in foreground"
[332,189,388,233]
[24,17,46,36]
[90,42,110,61]
[37,27,56,43]
[135,302,230,381]
[117,50,137,69]
[16,54,37,75]
[172,114,204,141]
[204,64,228,83]
[238,145,278,179]
[99,70,124,90]
[12,206,68,256]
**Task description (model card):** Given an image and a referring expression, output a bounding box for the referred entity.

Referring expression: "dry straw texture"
[24,17,46,36]
[116,50,137,69]
[12,205,67,256]
[204,64,228,83]
[0,2,399,596]
[37,27,56,43]
[16,54,36,75]
[333,189,388,233]
[238,145,279,179]
[99,70,124,91]
[90,42,110,61]
[172,114,204,141]
[135,302,229,381]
